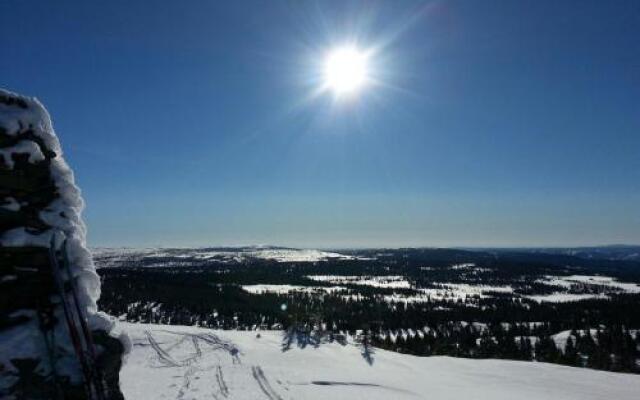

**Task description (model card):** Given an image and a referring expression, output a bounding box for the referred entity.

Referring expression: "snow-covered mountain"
[92,246,360,267]
[121,322,640,400]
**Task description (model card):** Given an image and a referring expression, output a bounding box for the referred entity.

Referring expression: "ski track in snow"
[146,330,181,367]
[252,366,284,400]
[122,322,640,400]
[215,365,229,398]
[137,327,289,400]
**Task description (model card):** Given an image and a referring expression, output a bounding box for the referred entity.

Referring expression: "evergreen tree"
[562,336,579,366]
[535,336,560,363]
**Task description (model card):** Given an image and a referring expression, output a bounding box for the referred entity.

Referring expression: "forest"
[96,247,640,373]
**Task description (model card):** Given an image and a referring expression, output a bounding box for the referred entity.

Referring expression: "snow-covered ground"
[121,322,640,400]
[307,275,412,289]
[524,293,608,303]
[538,275,640,293]
[239,278,515,301]
[524,274,640,303]
[241,284,347,295]
[552,329,599,350]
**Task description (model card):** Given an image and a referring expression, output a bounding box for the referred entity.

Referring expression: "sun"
[323,46,370,96]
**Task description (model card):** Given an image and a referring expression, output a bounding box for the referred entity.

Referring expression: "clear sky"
[1,1,639,248]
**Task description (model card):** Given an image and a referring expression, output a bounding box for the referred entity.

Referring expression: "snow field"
[121,322,640,400]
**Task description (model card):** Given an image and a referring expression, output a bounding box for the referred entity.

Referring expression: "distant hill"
[478,245,640,261]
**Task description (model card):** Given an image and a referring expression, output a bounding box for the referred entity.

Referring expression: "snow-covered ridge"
[92,246,362,264]
[121,322,640,400]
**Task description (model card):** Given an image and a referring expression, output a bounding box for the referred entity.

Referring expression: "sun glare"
[323,46,369,96]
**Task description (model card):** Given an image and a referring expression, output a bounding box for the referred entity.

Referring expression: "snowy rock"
[0,88,127,399]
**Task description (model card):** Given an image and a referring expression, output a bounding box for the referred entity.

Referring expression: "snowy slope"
[121,322,640,400]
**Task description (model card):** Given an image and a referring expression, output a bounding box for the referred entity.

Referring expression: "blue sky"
[1,0,638,247]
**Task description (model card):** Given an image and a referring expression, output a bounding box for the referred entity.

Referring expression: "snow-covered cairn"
[0,89,128,399]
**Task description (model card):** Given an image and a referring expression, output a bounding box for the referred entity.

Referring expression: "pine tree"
[562,336,579,366]
[535,335,560,363]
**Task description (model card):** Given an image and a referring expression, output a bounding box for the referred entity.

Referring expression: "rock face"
[0,89,127,399]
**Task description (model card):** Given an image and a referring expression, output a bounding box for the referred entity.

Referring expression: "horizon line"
[88,243,640,250]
